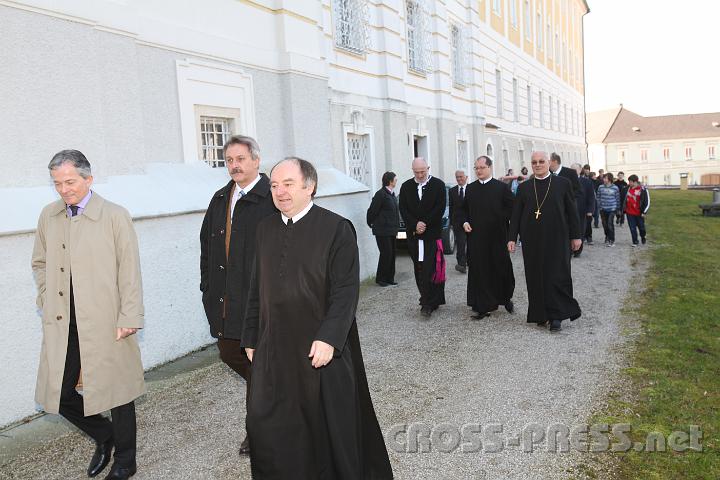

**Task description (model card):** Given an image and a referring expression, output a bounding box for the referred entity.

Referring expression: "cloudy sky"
[583,0,720,116]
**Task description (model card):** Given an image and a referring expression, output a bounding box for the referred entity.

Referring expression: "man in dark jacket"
[367,171,400,286]
[448,169,468,273]
[399,158,447,317]
[199,135,276,455]
[614,171,629,225]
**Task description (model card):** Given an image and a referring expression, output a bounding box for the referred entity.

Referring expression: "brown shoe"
[239,436,250,455]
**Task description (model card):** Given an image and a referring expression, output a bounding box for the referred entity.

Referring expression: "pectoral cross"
[534,209,542,220]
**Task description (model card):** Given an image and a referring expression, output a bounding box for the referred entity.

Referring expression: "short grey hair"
[223,135,261,160]
[48,150,92,179]
[271,156,318,197]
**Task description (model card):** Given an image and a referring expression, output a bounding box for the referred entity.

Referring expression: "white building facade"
[0,0,588,427]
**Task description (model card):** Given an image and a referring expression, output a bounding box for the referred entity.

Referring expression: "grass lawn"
[592,190,720,479]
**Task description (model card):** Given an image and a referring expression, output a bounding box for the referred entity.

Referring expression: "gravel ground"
[0,224,645,480]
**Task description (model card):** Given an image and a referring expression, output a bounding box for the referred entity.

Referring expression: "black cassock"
[508,175,582,324]
[242,205,393,480]
[459,179,515,313]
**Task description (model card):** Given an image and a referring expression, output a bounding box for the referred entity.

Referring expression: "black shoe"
[549,319,562,332]
[536,320,548,327]
[103,463,136,480]
[239,436,250,455]
[420,306,432,317]
[455,264,467,274]
[504,301,514,314]
[375,280,389,287]
[471,312,490,320]
[387,281,398,285]
[88,439,113,477]
[641,237,646,245]
[573,251,581,258]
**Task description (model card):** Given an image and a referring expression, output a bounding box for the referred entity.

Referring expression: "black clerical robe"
[508,175,582,324]
[242,205,393,480]
[459,179,515,313]
[398,176,447,309]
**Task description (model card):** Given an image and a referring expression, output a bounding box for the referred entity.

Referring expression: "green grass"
[594,190,720,479]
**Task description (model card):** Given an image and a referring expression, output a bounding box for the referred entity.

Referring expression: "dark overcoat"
[366,187,399,236]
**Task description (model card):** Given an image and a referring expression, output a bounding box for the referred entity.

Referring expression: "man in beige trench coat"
[31,150,145,480]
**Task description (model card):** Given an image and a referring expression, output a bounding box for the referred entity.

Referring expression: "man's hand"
[586,212,593,217]
[463,222,472,233]
[309,340,334,368]
[116,328,138,341]
[415,221,427,235]
[245,348,255,362]
[571,239,582,251]
[507,241,516,253]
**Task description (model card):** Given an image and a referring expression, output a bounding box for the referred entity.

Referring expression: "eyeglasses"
[530,161,546,165]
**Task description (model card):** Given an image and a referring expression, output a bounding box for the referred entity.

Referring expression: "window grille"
[200,116,232,168]
[450,23,468,87]
[406,0,431,74]
[333,0,370,54]
[347,133,370,186]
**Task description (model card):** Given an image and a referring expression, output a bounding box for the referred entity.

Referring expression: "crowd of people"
[366,152,652,334]
[30,135,651,480]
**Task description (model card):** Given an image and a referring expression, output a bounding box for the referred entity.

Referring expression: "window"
[539,91,544,127]
[510,0,518,28]
[493,0,501,14]
[527,85,533,126]
[685,146,693,160]
[547,24,553,60]
[563,104,567,133]
[536,13,543,50]
[663,147,671,161]
[709,145,716,160]
[406,0,430,74]
[496,69,503,118]
[618,149,626,164]
[199,116,233,168]
[333,0,369,54]
[555,32,560,66]
[640,148,648,162]
[346,133,371,185]
[457,139,468,169]
[556,99,560,130]
[548,95,553,129]
[450,23,467,87]
[513,78,519,122]
[524,1,532,39]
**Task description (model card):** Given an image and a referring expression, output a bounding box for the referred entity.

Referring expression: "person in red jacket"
[623,174,650,246]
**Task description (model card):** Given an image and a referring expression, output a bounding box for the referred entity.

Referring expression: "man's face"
[628,180,637,187]
[270,161,314,218]
[531,153,550,177]
[455,172,467,186]
[618,173,624,181]
[474,159,492,180]
[51,162,93,206]
[226,143,260,187]
[604,175,612,185]
[412,162,429,183]
[599,169,604,175]
[549,158,560,172]
[574,165,582,175]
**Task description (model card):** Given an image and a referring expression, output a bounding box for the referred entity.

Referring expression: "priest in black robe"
[459,155,515,319]
[242,157,393,480]
[508,151,582,332]
[398,157,447,317]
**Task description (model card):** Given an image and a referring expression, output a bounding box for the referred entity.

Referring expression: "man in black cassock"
[242,157,393,480]
[508,151,582,332]
[460,156,515,319]
[398,157,447,317]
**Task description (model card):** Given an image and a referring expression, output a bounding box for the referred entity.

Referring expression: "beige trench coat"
[31,192,146,416]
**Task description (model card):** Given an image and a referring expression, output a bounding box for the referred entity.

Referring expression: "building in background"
[586,105,622,172]
[0,0,588,427]
[592,106,720,186]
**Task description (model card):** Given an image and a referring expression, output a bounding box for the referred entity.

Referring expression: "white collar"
[536,172,552,180]
[415,175,432,186]
[282,201,314,225]
[477,177,492,184]
[235,174,262,196]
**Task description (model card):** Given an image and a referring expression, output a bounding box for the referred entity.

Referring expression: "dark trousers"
[584,215,593,242]
[374,235,396,284]
[593,200,600,227]
[600,210,616,243]
[626,214,646,244]
[452,225,467,267]
[408,239,446,308]
[616,212,625,225]
[217,338,251,418]
[60,320,136,467]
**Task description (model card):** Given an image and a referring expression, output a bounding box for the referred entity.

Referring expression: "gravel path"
[1,225,644,480]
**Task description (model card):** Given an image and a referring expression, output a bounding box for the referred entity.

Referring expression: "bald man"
[398,158,447,317]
